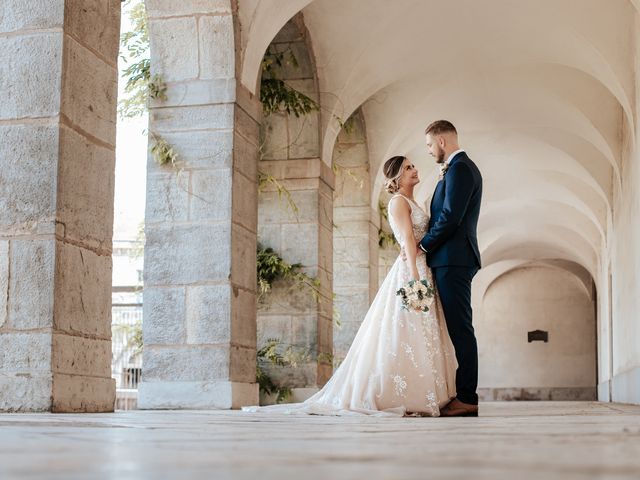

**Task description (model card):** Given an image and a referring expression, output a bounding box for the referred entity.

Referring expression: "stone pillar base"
[138,381,258,410]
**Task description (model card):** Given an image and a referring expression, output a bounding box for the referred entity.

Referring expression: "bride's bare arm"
[389,198,420,281]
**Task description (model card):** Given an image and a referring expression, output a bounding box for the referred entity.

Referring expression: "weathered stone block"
[334,289,370,324]
[259,190,319,224]
[138,380,258,409]
[318,224,333,272]
[52,334,111,377]
[261,114,289,160]
[154,78,235,108]
[229,345,256,383]
[199,15,235,80]
[281,223,318,266]
[257,315,292,344]
[334,265,370,287]
[190,169,233,222]
[290,315,317,347]
[143,345,230,382]
[143,287,186,345]
[0,373,52,412]
[334,235,371,264]
[145,223,231,286]
[235,104,260,146]
[0,125,58,234]
[151,103,234,132]
[257,224,281,252]
[230,287,257,347]
[231,224,257,291]
[232,170,257,233]
[57,125,115,249]
[64,0,120,64]
[149,16,198,82]
[259,158,322,181]
[9,240,55,330]
[258,279,316,314]
[53,242,112,338]
[0,33,62,119]
[61,36,117,146]
[186,285,231,344]
[151,129,233,170]
[51,373,115,412]
[233,131,259,180]
[0,1,64,33]
[334,142,368,168]
[333,207,371,227]
[146,0,231,18]
[287,112,320,160]
[0,332,51,372]
[0,242,7,328]
[145,171,190,224]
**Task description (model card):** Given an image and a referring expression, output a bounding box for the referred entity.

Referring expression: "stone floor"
[1,402,640,479]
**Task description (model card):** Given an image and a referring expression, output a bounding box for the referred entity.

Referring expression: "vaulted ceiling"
[238,0,638,279]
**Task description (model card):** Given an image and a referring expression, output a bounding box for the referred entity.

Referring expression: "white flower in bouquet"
[395,279,436,313]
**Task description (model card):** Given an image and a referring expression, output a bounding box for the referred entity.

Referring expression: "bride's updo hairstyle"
[383,155,407,194]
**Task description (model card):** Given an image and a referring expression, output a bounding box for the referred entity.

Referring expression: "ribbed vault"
[238,0,635,284]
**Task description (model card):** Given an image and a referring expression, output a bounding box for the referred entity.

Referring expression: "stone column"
[0,1,120,412]
[138,1,259,409]
[332,112,379,361]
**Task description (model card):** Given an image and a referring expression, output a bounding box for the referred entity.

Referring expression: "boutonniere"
[439,163,449,179]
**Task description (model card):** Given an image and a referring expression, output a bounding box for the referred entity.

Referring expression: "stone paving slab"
[1,402,639,479]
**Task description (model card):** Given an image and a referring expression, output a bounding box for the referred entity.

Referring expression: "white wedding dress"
[243,194,457,416]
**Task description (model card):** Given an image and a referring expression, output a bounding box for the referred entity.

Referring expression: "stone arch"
[255,14,334,398]
[475,262,597,400]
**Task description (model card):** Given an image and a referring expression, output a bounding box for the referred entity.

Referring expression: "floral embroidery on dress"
[391,374,408,397]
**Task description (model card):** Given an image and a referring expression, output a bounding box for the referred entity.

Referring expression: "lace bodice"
[387,194,429,247]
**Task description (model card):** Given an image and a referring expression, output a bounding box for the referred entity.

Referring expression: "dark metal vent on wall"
[528,330,549,343]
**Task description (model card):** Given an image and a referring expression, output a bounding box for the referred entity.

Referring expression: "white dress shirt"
[446,149,465,165]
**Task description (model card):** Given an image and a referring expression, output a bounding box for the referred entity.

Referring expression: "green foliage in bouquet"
[396,279,436,313]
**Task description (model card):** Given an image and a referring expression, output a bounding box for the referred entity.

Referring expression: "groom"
[419,120,482,417]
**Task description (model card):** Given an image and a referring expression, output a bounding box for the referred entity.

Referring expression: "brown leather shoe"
[440,398,479,417]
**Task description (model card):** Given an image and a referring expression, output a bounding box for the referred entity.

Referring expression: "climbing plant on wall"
[119,0,175,169]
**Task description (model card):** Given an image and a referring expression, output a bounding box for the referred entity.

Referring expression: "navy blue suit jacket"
[419,152,482,268]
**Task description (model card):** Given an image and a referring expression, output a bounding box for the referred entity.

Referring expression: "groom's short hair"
[425,120,457,136]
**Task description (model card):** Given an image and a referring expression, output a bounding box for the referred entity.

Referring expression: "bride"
[243,156,457,416]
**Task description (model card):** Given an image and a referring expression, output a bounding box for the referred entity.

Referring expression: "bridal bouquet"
[396,279,436,313]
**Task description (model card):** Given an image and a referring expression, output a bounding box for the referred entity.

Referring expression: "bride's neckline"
[393,193,426,213]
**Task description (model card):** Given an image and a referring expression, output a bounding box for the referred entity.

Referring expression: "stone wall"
[607,29,640,403]
[0,0,120,412]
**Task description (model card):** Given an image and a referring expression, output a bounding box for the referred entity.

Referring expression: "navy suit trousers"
[433,265,479,405]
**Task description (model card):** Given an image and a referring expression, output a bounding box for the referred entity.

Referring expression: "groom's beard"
[436,147,445,164]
